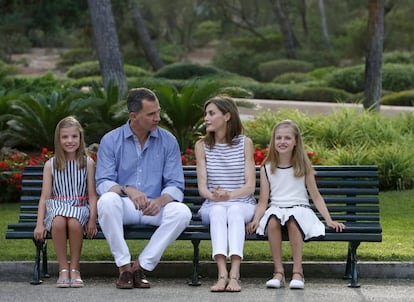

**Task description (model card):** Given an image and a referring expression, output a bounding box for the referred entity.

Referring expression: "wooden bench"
[6,165,382,288]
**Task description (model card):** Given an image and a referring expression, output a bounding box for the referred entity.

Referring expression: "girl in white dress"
[34,116,98,288]
[247,120,345,289]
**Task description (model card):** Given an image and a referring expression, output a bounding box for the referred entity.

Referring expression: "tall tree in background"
[364,0,384,111]
[319,0,332,51]
[130,0,164,71]
[272,0,297,59]
[87,0,127,99]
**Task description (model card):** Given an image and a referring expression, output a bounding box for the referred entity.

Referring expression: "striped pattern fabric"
[44,157,90,231]
[204,135,255,204]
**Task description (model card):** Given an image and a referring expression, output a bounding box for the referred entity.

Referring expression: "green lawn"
[1,190,413,262]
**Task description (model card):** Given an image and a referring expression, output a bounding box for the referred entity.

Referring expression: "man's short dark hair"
[127,88,158,113]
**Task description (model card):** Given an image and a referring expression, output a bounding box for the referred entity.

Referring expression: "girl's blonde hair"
[54,116,87,170]
[262,119,314,177]
[201,95,244,149]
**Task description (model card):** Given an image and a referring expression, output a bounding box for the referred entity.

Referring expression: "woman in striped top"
[34,116,98,288]
[195,96,256,292]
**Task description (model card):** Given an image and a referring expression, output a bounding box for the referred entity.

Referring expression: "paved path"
[237,99,414,120]
[1,277,413,302]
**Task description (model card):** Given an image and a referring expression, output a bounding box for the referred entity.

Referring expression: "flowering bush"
[181,147,319,166]
[181,148,196,166]
[0,147,52,203]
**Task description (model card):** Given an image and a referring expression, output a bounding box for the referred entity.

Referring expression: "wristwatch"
[120,185,129,197]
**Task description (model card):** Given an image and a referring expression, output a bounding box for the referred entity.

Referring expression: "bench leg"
[344,241,361,288]
[31,239,43,285]
[189,239,201,286]
[41,240,50,278]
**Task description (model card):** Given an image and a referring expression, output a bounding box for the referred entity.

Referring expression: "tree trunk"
[130,0,164,71]
[87,0,127,99]
[319,0,332,51]
[273,0,297,59]
[364,0,384,112]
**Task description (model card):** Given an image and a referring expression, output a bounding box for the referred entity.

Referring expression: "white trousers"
[199,202,256,259]
[97,192,191,271]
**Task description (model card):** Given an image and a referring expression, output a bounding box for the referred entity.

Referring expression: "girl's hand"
[33,225,47,242]
[327,221,346,232]
[85,220,98,239]
[246,221,258,234]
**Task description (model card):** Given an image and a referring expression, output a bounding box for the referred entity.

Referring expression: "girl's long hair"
[201,95,243,149]
[262,119,314,177]
[54,116,87,170]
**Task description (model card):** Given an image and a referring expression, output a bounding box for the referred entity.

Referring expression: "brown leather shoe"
[133,268,151,288]
[116,271,133,289]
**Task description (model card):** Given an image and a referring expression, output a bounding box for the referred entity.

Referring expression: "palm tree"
[0,90,94,150]
[153,79,222,151]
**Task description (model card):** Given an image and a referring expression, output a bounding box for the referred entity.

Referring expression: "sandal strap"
[292,271,304,279]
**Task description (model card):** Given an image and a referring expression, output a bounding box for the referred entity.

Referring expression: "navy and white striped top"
[204,135,256,205]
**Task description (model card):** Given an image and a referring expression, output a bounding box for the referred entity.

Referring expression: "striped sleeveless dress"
[199,135,256,211]
[44,157,90,231]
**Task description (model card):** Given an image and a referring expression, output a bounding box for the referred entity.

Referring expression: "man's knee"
[98,192,122,215]
[168,202,191,223]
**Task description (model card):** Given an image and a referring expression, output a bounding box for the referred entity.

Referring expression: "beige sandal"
[70,268,84,288]
[56,269,70,288]
[210,275,228,292]
[226,276,241,292]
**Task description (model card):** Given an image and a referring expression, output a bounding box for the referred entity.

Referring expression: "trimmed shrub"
[383,51,414,64]
[382,63,414,92]
[217,86,254,98]
[327,63,414,93]
[212,47,278,80]
[273,72,313,84]
[154,62,226,80]
[193,21,221,47]
[258,59,314,82]
[66,61,151,79]
[326,65,365,93]
[381,90,414,106]
[58,48,96,68]
[296,86,354,103]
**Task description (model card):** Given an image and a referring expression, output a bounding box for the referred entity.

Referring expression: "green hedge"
[66,61,151,79]
[258,59,314,82]
[327,63,414,93]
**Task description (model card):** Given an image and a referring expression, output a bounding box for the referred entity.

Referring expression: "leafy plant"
[80,81,128,145]
[0,89,93,149]
[153,79,223,151]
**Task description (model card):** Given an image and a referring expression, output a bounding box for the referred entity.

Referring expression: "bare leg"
[68,218,84,286]
[51,216,70,287]
[226,255,241,291]
[267,217,284,278]
[210,254,228,292]
[51,216,69,271]
[287,218,303,276]
[287,218,305,289]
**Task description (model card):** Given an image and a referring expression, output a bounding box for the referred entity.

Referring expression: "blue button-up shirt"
[95,121,184,202]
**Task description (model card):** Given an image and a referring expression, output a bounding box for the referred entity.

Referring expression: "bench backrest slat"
[14,165,380,225]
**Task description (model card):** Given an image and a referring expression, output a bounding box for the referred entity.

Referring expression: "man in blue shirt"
[96,88,192,289]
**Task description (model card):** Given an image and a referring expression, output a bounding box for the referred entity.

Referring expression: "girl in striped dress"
[195,96,256,292]
[34,116,98,288]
